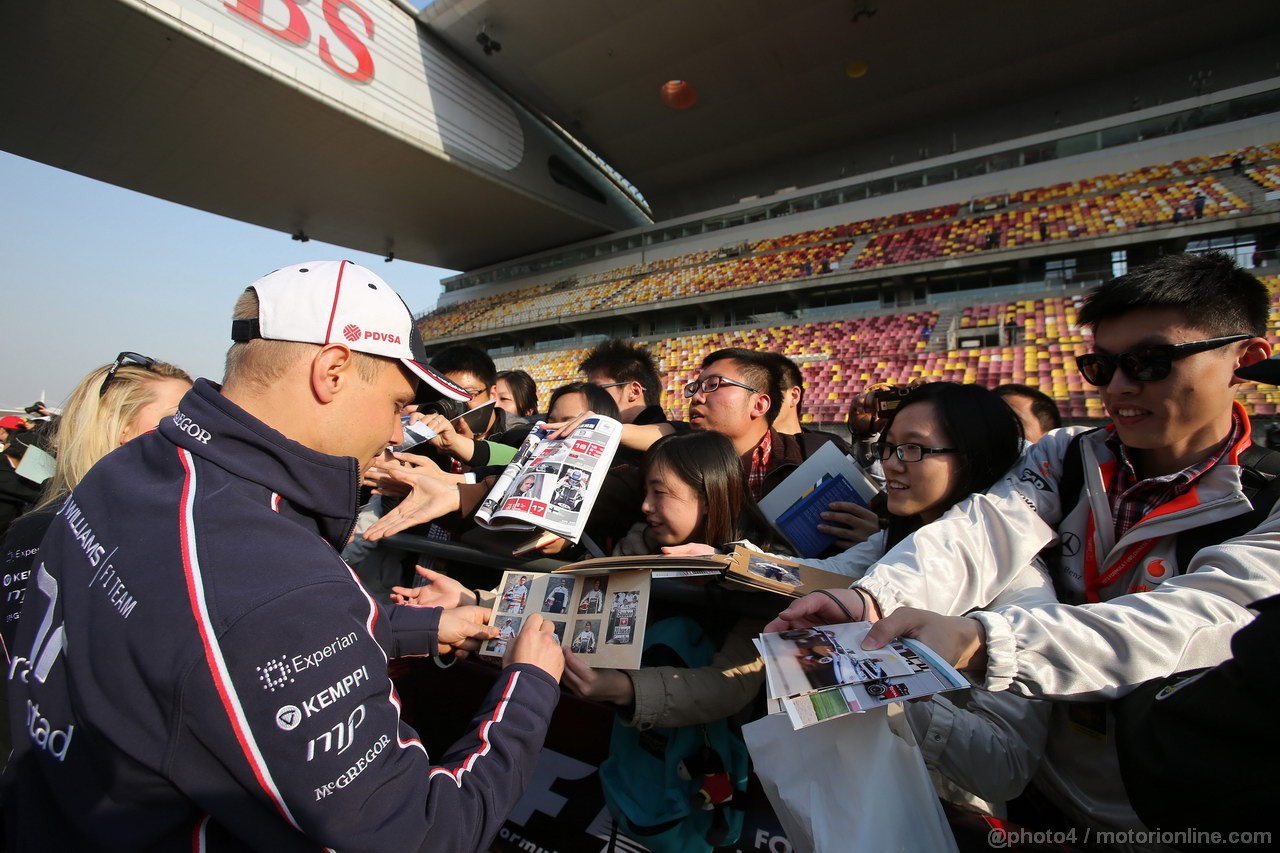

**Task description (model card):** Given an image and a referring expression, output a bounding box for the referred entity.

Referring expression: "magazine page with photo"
[474,415,623,543]
[756,623,967,729]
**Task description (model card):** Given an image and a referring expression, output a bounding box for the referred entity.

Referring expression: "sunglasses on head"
[99,352,157,397]
[1075,334,1249,387]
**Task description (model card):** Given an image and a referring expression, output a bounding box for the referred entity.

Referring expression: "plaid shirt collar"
[1105,408,1243,541]
[744,429,774,501]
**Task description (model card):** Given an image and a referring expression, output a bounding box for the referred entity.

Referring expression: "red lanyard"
[1082,511,1159,603]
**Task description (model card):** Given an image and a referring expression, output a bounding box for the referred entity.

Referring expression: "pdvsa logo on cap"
[342,324,362,342]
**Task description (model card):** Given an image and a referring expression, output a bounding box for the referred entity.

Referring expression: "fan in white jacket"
[773,252,1278,838]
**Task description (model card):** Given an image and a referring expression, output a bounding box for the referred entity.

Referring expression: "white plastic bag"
[744,706,958,853]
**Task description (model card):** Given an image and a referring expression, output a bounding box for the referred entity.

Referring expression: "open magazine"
[553,545,857,598]
[758,441,881,557]
[479,568,651,669]
[474,415,622,543]
[757,622,968,729]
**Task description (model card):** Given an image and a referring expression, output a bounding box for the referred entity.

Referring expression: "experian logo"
[256,632,359,692]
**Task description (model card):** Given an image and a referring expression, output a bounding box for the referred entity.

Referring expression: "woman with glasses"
[764,382,1056,819]
[1,353,190,651]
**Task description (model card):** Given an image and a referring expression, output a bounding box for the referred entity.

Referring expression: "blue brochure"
[774,474,866,558]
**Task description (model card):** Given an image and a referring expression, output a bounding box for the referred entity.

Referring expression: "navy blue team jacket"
[4,379,559,851]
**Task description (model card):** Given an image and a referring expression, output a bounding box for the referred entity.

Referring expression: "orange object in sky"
[661,80,697,109]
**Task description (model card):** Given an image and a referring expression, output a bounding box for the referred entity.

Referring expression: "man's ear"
[1230,337,1274,386]
[750,392,772,421]
[627,381,644,405]
[310,344,356,403]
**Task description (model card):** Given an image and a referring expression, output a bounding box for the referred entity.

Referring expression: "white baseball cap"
[231,260,470,401]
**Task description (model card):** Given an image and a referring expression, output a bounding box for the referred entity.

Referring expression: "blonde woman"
[1,352,190,653]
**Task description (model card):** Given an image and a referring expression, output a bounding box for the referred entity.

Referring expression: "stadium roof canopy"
[4,0,1278,271]
[421,0,1280,219]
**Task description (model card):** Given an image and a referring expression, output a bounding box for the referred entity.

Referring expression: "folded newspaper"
[474,415,622,543]
[757,622,968,729]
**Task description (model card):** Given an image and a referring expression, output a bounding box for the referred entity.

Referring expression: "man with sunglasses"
[579,339,687,468]
[5,262,565,851]
[770,252,1277,836]
[579,339,668,426]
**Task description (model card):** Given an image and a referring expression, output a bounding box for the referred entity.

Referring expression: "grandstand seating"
[1246,163,1280,192]
[420,141,1279,341]
[852,177,1247,269]
[429,139,1280,425]
[494,276,1280,424]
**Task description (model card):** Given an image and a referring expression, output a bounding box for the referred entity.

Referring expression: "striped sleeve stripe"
[341,563,427,755]
[191,813,209,853]
[428,669,520,787]
[338,559,521,787]
[176,449,302,831]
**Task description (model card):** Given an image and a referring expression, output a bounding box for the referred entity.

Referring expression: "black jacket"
[4,379,558,851]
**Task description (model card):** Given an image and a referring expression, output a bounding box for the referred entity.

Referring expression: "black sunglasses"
[100,352,157,397]
[1076,335,1250,387]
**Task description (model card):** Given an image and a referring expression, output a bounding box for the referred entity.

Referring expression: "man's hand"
[366,451,463,495]
[543,411,592,440]
[437,606,498,655]
[391,566,472,608]
[764,588,868,633]
[512,532,573,557]
[506,613,565,682]
[363,473,462,541]
[418,413,477,462]
[862,607,988,672]
[817,501,880,550]
[561,651,634,705]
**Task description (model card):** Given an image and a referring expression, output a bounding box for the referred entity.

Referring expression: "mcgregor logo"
[342,324,362,342]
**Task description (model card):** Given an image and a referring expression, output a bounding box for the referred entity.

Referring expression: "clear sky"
[0,151,454,411]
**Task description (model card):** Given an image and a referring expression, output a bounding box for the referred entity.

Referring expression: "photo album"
[479,568,651,669]
[553,544,860,598]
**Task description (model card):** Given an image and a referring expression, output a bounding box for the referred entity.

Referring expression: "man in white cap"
[5,261,564,851]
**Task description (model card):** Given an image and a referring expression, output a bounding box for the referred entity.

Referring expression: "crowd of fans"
[1,251,1277,849]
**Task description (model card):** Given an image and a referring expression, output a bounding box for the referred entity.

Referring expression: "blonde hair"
[223,288,384,389]
[38,358,192,509]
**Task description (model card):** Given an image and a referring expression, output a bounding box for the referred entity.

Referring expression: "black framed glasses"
[99,352,156,397]
[875,442,958,463]
[592,381,629,390]
[1076,335,1250,387]
[683,375,759,398]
